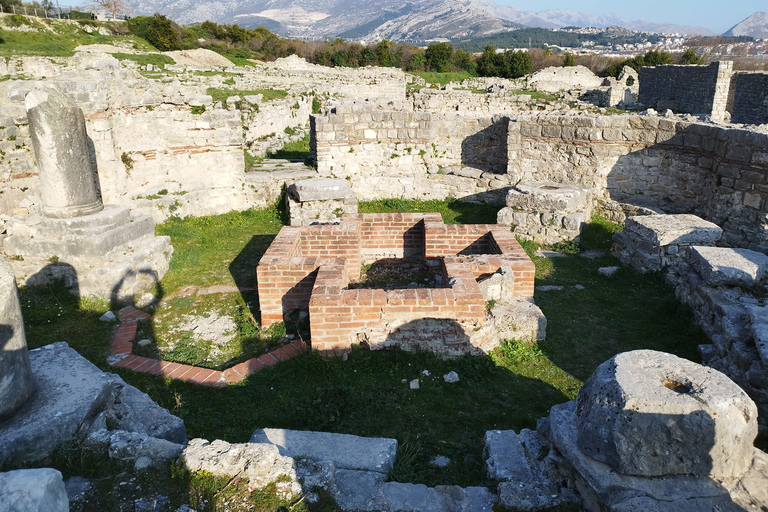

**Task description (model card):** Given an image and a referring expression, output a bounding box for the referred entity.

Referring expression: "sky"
[500,0,763,33]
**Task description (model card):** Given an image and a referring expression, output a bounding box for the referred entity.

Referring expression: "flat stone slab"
[484,430,531,481]
[688,246,768,287]
[0,342,113,467]
[0,468,68,512]
[287,178,353,202]
[250,428,397,473]
[625,214,722,247]
[506,181,591,212]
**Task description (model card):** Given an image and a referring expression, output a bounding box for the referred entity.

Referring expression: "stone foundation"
[286,178,358,226]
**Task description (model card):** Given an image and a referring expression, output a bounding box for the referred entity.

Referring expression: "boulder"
[287,178,353,202]
[0,468,68,512]
[575,350,757,479]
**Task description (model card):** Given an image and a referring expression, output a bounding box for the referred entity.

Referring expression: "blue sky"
[502,1,762,33]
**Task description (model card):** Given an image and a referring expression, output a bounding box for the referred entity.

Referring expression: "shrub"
[563,53,575,67]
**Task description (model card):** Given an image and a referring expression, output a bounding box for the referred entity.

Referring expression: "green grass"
[266,133,310,161]
[18,200,714,496]
[111,52,176,68]
[205,87,287,104]
[512,89,557,101]
[407,71,475,86]
[0,22,155,58]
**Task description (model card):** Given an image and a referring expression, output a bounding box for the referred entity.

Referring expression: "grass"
[512,89,557,101]
[111,52,176,68]
[0,20,156,58]
[407,71,475,86]
[266,133,310,161]
[17,200,723,503]
[206,87,287,104]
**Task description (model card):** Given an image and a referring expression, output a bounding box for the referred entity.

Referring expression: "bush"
[425,42,453,73]
[563,53,575,67]
[128,14,179,51]
[681,49,704,65]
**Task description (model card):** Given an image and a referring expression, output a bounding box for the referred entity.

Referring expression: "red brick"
[187,369,215,385]
[111,354,139,368]
[257,353,279,367]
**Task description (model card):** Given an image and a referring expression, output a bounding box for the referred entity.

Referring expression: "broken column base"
[1,205,172,301]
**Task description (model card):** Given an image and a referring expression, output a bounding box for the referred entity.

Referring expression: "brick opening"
[257,213,535,354]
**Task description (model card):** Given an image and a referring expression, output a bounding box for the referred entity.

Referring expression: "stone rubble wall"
[312,108,514,203]
[507,114,768,251]
[729,71,768,125]
[638,61,732,122]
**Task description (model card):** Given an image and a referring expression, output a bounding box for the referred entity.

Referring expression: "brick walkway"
[107,306,307,387]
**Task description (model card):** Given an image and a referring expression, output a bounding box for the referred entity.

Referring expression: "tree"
[376,39,392,67]
[405,52,425,71]
[452,49,474,72]
[425,42,453,73]
[681,49,704,65]
[563,53,575,67]
[476,45,500,77]
[144,13,180,51]
[89,0,128,19]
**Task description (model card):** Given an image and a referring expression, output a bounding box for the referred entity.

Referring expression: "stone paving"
[107,306,307,386]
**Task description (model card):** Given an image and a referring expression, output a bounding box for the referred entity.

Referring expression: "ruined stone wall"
[312,108,514,203]
[638,61,732,121]
[508,114,768,251]
[729,72,768,125]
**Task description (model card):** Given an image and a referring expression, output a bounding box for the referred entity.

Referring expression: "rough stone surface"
[0,257,35,421]
[182,438,300,495]
[0,468,69,512]
[575,350,757,479]
[506,181,591,212]
[484,430,530,481]
[490,299,547,342]
[84,429,183,469]
[288,178,353,202]
[25,85,104,218]
[250,428,397,473]
[688,246,768,287]
[0,342,113,467]
[625,215,722,247]
[597,266,620,277]
[105,375,186,444]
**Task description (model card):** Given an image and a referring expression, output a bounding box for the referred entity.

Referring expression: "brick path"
[107,306,307,386]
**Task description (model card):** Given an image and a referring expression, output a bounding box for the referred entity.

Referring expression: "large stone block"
[506,181,591,212]
[288,178,353,202]
[575,350,757,479]
[250,428,397,474]
[688,246,768,288]
[0,342,113,467]
[625,214,722,247]
[0,468,68,512]
[0,257,35,421]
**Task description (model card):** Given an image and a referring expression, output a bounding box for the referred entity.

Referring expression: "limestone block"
[0,257,35,421]
[84,429,183,469]
[332,468,387,511]
[0,342,113,467]
[688,246,768,288]
[287,178,353,202]
[484,430,531,481]
[506,181,591,212]
[490,300,546,342]
[575,350,757,479]
[0,468,68,512]
[251,428,397,473]
[625,214,722,247]
[182,438,300,496]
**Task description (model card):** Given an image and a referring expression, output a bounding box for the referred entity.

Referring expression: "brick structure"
[257,213,535,355]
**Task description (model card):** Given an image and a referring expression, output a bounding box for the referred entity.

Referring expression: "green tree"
[476,45,500,77]
[563,53,575,67]
[376,39,392,67]
[452,49,474,72]
[681,49,704,65]
[144,13,180,51]
[643,49,673,67]
[405,52,426,71]
[506,50,531,78]
[425,42,453,72]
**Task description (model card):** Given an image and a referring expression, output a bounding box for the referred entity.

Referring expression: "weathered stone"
[0,257,35,422]
[84,429,183,469]
[688,246,768,288]
[25,86,103,219]
[506,181,591,212]
[490,300,547,342]
[332,469,386,511]
[750,306,768,367]
[250,428,397,473]
[0,468,68,512]
[288,178,353,202]
[625,214,722,247]
[484,430,530,481]
[575,350,757,479]
[105,375,187,444]
[182,438,301,495]
[598,266,620,277]
[0,342,113,467]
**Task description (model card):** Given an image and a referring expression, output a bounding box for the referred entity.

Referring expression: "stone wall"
[638,61,732,122]
[312,107,514,203]
[729,71,768,125]
[507,114,768,251]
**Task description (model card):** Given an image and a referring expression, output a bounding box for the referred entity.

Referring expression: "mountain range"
[130,0,766,42]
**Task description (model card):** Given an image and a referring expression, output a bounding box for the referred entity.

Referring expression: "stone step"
[250,428,397,474]
[688,246,768,288]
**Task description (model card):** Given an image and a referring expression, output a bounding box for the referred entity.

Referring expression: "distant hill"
[724,12,768,39]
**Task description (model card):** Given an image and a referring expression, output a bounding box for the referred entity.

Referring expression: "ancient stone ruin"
[2,86,172,300]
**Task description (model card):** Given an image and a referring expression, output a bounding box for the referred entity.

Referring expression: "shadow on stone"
[460,116,508,173]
